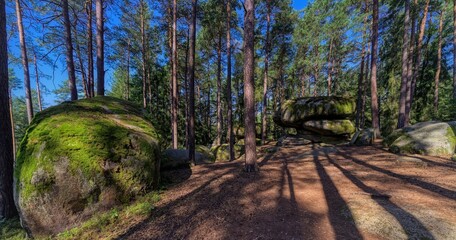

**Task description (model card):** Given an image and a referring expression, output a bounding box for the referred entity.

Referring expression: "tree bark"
[63,0,78,100]
[226,0,234,161]
[215,34,223,146]
[33,53,42,111]
[454,0,456,99]
[171,0,178,149]
[371,0,381,138]
[140,1,147,108]
[262,0,271,145]
[126,39,130,100]
[15,0,33,123]
[74,30,89,99]
[96,0,104,96]
[405,0,418,125]
[188,0,197,164]
[0,0,18,219]
[86,0,94,98]
[356,12,368,129]
[327,38,333,96]
[410,0,429,112]
[243,0,257,172]
[435,10,444,113]
[398,0,411,129]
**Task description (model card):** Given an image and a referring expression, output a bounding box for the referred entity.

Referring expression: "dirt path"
[117,143,456,240]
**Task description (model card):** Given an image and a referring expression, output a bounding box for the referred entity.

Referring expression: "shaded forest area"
[1,0,456,238]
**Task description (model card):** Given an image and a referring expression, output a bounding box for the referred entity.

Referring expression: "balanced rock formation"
[273,97,356,137]
[14,97,161,237]
[384,121,456,156]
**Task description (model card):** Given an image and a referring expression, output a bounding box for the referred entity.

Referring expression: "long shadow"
[338,149,456,200]
[311,146,363,240]
[324,151,436,239]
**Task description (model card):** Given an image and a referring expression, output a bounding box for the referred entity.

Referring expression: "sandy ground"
[116,143,456,240]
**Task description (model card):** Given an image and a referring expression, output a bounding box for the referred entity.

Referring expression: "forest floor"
[116,142,456,240]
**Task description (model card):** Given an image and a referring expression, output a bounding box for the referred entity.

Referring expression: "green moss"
[0,217,27,240]
[15,96,160,200]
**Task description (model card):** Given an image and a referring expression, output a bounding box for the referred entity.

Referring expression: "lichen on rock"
[14,96,161,237]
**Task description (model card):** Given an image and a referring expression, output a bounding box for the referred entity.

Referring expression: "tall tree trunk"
[226,0,234,161]
[0,0,17,219]
[371,0,381,138]
[356,12,368,129]
[398,0,411,129]
[9,87,15,159]
[74,32,89,99]
[86,0,94,98]
[63,0,78,101]
[454,0,456,99]
[171,0,178,149]
[126,39,130,100]
[243,0,257,172]
[435,10,444,113]
[215,35,223,146]
[411,0,429,111]
[185,24,190,150]
[140,2,147,108]
[188,0,197,164]
[33,53,42,111]
[96,0,104,96]
[405,0,417,125]
[15,0,33,123]
[327,39,333,96]
[262,0,271,145]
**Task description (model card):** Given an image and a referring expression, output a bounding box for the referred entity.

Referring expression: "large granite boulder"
[14,97,161,237]
[274,97,355,128]
[273,97,356,137]
[384,121,456,156]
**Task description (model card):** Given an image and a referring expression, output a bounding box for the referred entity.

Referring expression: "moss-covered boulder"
[273,96,355,128]
[350,129,374,146]
[14,97,161,237]
[303,120,355,136]
[210,144,244,162]
[385,121,456,156]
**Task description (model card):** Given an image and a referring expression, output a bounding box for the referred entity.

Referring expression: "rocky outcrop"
[385,121,456,156]
[14,97,161,237]
[350,129,374,146]
[273,97,356,137]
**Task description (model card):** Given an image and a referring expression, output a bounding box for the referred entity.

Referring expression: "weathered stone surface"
[273,96,355,128]
[162,146,215,169]
[350,129,374,146]
[14,97,161,237]
[303,120,355,136]
[386,121,456,156]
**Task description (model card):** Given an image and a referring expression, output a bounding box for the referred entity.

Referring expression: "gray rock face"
[385,121,456,156]
[350,129,374,146]
[273,97,356,137]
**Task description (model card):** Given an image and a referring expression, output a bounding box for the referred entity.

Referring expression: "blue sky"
[10,1,309,107]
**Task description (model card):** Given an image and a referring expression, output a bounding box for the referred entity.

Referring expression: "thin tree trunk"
[215,35,222,146]
[327,39,333,96]
[172,0,178,149]
[371,0,381,138]
[411,0,429,110]
[86,0,94,98]
[74,33,89,98]
[243,0,257,172]
[356,12,368,129]
[188,0,197,164]
[33,53,42,111]
[140,2,147,108]
[8,87,15,159]
[185,24,190,150]
[454,0,456,99]
[126,39,130,100]
[96,0,104,96]
[262,0,271,145]
[226,0,234,161]
[398,0,411,129]
[63,0,78,101]
[0,0,18,219]
[435,10,444,113]
[15,0,33,123]
[405,0,417,125]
